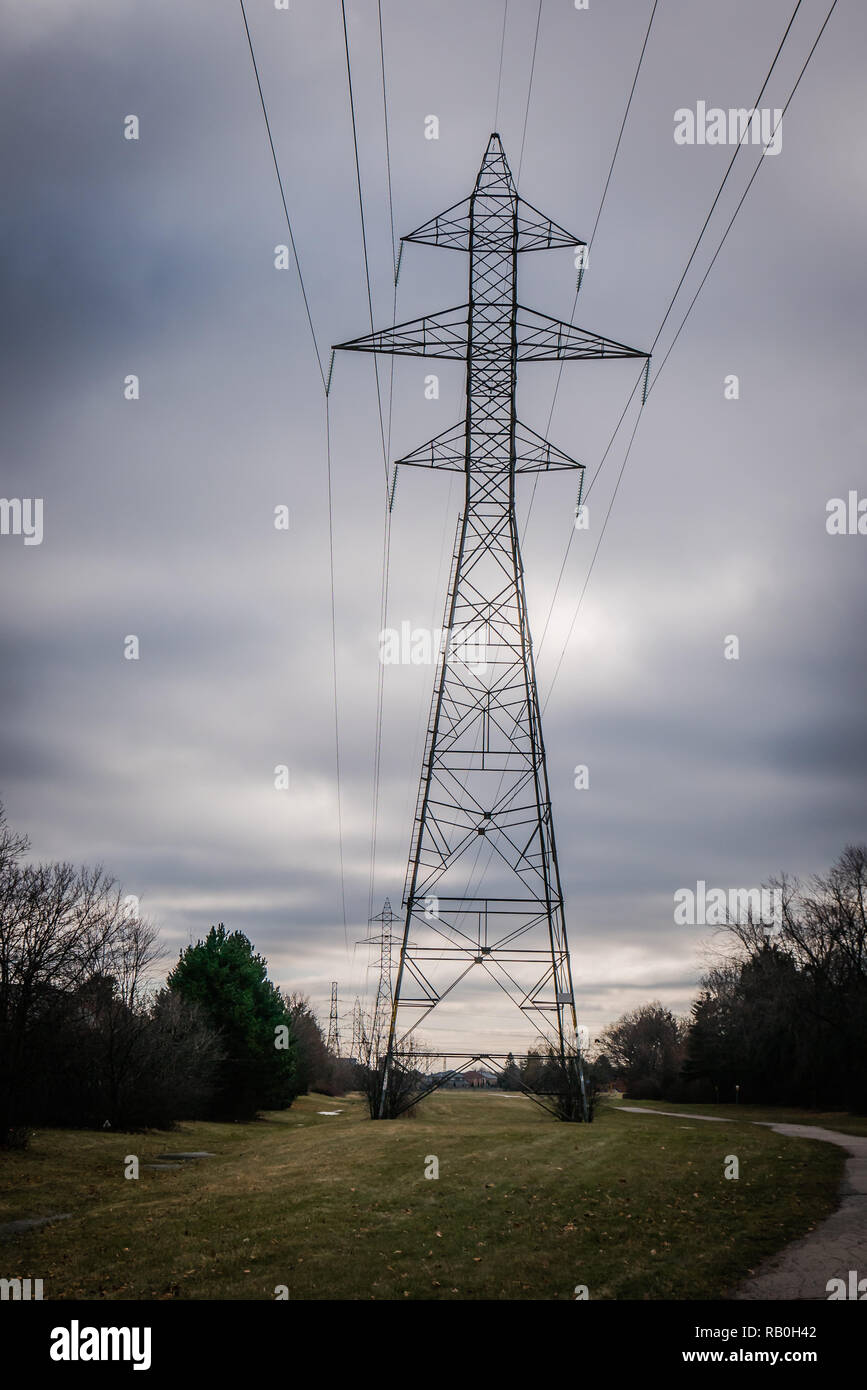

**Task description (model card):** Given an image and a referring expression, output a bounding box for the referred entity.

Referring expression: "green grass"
[616,1098,867,1137]
[0,1091,847,1300]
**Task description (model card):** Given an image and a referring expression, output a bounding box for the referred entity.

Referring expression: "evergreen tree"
[498,1052,521,1090]
[167,924,298,1118]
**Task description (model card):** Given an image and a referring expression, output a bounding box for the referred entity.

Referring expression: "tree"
[137,990,225,1126]
[498,1052,522,1090]
[599,1002,687,1099]
[286,993,357,1096]
[22,978,224,1132]
[0,802,164,1145]
[687,846,867,1110]
[350,1006,429,1118]
[167,924,298,1119]
[520,1048,547,1090]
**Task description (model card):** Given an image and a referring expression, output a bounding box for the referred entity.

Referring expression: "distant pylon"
[358,898,403,1050]
[350,994,364,1060]
[336,135,648,1118]
[326,981,341,1056]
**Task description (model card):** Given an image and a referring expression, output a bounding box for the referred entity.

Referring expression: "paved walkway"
[617,1106,867,1300]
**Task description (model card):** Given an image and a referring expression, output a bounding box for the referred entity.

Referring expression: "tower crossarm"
[396,418,587,475]
[515,306,646,361]
[333,303,646,364]
[334,305,469,360]
[402,193,587,254]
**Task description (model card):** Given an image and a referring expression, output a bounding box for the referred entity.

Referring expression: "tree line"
[0,805,352,1148]
[591,846,867,1113]
[3,799,864,1142]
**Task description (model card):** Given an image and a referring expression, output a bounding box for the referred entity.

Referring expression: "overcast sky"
[1,0,865,1053]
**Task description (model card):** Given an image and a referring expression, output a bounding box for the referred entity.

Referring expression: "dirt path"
[617,1106,867,1300]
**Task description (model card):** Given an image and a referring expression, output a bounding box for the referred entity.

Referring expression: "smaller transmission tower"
[326,981,341,1056]
[358,899,403,1048]
[350,995,364,1060]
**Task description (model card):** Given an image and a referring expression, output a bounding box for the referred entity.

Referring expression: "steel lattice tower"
[326,981,341,1057]
[359,898,401,1041]
[336,135,647,1117]
[350,995,364,1061]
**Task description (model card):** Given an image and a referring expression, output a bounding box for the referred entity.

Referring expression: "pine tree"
[167,924,298,1118]
[499,1052,521,1090]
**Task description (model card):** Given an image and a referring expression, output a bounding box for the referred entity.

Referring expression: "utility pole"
[335,135,647,1118]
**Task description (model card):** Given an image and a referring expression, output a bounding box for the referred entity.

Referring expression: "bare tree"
[599,1002,688,1099]
[0,802,162,1143]
[708,848,867,1108]
[351,1007,430,1118]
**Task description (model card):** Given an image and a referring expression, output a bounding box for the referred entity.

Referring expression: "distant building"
[429,1070,468,1089]
[463,1069,498,1089]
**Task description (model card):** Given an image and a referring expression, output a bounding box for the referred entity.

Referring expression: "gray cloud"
[1,0,865,1049]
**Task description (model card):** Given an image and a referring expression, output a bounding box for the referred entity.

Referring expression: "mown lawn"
[614,1098,867,1137]
[0,1091,846,1300]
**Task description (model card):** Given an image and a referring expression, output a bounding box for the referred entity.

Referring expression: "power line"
[365,0,401,930]
[588,0,660,253]
[325,399,350,949]
[648,0,839,394]
[529,0,800,629]
[541,399,644,713]
[340,0,390,487]
[521,0,660,545]
[338,0,410,976]
[535,0,810,669]
[649,0,805,355]
[516,0,543,183]
[378,0,397,280]
[540,0,840,709]
[237,0,327,390]
[494,0,509,131]
[237,0,349,949]
[535,367,645,660]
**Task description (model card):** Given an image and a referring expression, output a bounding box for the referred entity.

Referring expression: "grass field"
[614,1098,867,1137]
[0,1092,848,1300]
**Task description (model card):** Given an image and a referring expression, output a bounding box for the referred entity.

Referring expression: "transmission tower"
[335,135,647,1118]
[357,898,405,1052]
[350,995,364,1060]
[326,981,341,1056]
